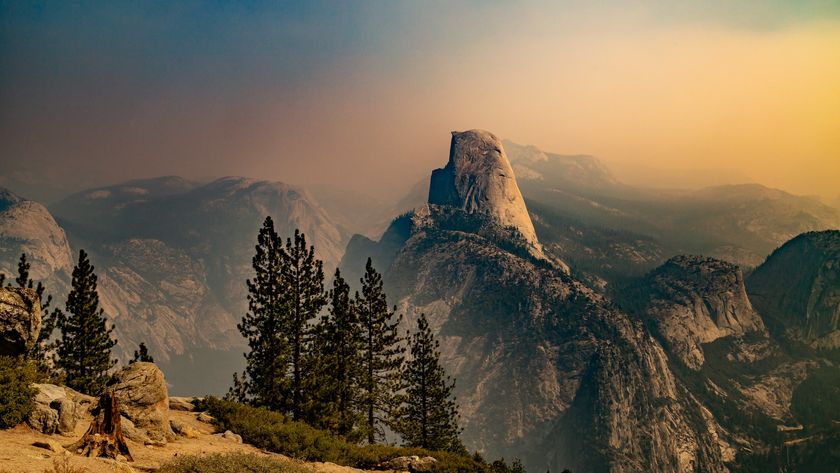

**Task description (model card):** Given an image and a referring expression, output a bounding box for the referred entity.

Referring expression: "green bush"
[0,356,38,429]
[158,453,310,473]
[197,397,491,472]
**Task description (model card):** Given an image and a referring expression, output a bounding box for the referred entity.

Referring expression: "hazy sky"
[1,1,839,201]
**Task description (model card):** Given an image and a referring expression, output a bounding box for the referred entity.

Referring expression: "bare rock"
[428,130,545,259]
[748,230,840,347]
[169,419,200,439]
[111,362,175,443]
[33,439,65,453]
[30,383,94,435]
[28,403,59,434]
[196,412,215,424]
[52,398,78,434]
[119,415,150,444]
[386,456,437,472]
[0,287,41,356]
[221,430,242,443]
[168,396,196,412]
[623,255,767,369]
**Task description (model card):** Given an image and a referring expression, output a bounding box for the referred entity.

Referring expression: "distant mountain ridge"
[0,188,73,297]
[0,177,349,394]
[500,140,840,277]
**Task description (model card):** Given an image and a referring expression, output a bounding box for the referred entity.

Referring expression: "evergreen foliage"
[355,257,404,444]
[131,342,154,363]
[56,249,117,395]
[396,313,464,453]
[283,229,327,421]
[238,216,290,410]
[309,268,364,437]
[0,356,38,429]
[11,253,60,372]
[490,458,528,473]
[237,220,326,420]
[198,397,492,472]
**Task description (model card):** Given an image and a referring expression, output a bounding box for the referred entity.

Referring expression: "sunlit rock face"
[429,130,543,256]
[622,255,767,370]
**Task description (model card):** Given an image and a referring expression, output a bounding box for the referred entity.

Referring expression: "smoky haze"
[2,1,839,203]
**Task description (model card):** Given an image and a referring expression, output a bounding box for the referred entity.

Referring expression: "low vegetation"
[0,356,38,428]
[158,453,309,473]
[198,397,491,472]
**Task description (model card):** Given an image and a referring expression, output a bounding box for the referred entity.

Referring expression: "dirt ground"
[0,410,371,473]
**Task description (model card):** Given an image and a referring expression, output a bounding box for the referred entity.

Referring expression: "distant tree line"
[230,216,464,453]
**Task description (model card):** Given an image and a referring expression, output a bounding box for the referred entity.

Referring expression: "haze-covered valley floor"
[2,131,840,472]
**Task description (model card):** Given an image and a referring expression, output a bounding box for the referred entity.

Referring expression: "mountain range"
[1,131,839,472]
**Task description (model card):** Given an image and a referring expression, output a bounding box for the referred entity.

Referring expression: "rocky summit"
[621,255,766,370]
[429,130,544,258]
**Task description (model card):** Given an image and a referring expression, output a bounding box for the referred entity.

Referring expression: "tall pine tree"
[237,216,290,411]
[14,253,61,373]
[309,268,364,437]
[236,222,327,420]
[356,258,404,444]
[56,250,117,395]
[284,229,327,421]
[396,313,464,453]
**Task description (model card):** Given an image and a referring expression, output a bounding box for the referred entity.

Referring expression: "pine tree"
[237,216,290,411]
[56,250,117,395]
[131,342,154,363]
[236,222,326,419]
[14,253,61,372]
[356,258,404,444]
[283,229,327,421]
[396,313,463,453]
[309,268,364,437]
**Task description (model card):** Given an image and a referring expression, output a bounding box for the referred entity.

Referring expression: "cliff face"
[747,230,840,348]
[388,212,728,473]
[0,189,73,291]
[429,130,544,259]
[623,255,766,369]
[349,132,731,473]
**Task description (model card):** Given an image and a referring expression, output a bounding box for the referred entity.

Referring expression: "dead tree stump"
[67,390,133,461]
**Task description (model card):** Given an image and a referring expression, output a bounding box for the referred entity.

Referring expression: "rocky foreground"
[0,377,410,473]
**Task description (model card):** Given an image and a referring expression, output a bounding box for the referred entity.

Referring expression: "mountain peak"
[428,129,541,251]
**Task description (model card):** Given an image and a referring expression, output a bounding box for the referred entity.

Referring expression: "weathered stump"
[67,390,133,461]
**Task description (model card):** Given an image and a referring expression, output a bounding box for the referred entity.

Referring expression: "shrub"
[43,456,89,473]
[158,453,310,473]
[198,397,491,472]
[0,355,38,428]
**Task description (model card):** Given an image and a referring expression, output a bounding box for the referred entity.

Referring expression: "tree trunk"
[67,390,133,461]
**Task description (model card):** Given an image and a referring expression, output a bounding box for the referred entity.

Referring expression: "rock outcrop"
[622,255,766,369]
[429,130,544,258]
[747,230,840,348]
[28,383,96,435]
[0,287,41,356]
[111,362,175,444]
